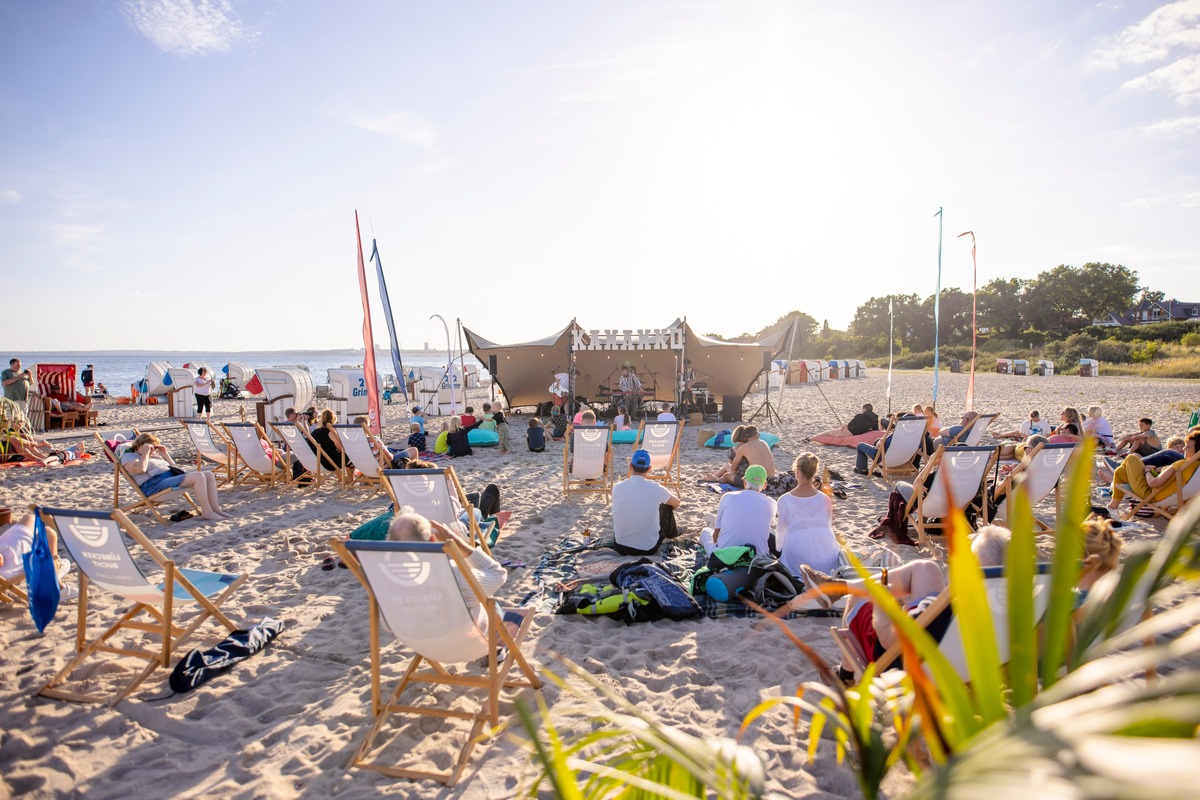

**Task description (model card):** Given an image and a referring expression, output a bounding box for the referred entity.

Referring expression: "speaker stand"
[748,392,783,427]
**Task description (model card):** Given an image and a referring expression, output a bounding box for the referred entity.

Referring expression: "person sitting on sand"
[460,406,478,427]
[409,406,426,435]
[997,409,1049,440]
[406,422,427,453]
[699,465,776,555]
[703,425,775,488]
[1113,418,1162,457]
[613,404,632,431]
[1107,430,1200,513]
[809,403,881,441]
[446,415,484,458]
[527,418,546,452]
[121,433,228,521]
[1083,405,1114,447]
[0,512,77,601]
[775,453,841,578]
[545,405,569,442]
[611,449,682,556]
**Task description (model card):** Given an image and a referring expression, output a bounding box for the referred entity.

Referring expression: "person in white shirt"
[656,404,677,422]
[776,453,841,577]
[998,409,1048,440]
[700,465,777,555]
[193,367,214,421]
[1083,405,1114,446]
[0,512,77,600]
[611,449,682,555]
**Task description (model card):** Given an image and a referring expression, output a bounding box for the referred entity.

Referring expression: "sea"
[18,350,486,396]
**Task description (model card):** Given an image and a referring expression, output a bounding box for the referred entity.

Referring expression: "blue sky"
[2,1,1197,352]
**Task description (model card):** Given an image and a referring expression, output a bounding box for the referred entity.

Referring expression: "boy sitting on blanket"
[611,449,682,556]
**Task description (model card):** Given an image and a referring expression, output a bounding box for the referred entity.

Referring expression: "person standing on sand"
[194,367,214,421]
[2,358,33,414]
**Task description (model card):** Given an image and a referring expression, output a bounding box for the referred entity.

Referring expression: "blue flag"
[370,239,407,402]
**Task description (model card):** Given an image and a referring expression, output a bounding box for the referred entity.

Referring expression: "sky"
[1,0,1197,352]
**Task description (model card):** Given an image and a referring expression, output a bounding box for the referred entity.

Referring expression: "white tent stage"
[463,319,797,410]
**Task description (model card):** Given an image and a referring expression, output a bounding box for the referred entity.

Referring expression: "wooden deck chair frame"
[35,507,246,706]
[832,563,1052,683]
[268,421,328,490]
[991,442,1078,531]
[868,415,928,480]
[331,537,541,786]
[1117,450,1200,521]
[94,430,201,524]
[0,572,28,604]
[334,423,389,492]
[222,421,285,490]
[180,418,234,484]
[382,467,493,556]
[563,424,614,502]
[947,413,1000,447]
[633,419,684,493]
[904,445,1000,554]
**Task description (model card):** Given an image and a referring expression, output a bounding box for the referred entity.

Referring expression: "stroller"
[219,378,242,399]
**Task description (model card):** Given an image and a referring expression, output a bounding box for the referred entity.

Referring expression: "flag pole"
[957,230,978,411]
[933,207,943,405]
[354,211,382,435]
[370,238,408,402]
[887,298,894,416]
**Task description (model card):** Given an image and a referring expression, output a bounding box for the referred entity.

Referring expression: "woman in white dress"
[775,453,841,577]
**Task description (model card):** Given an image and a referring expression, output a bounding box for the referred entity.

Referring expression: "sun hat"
[630,449,651,469]
[744,465,768,487]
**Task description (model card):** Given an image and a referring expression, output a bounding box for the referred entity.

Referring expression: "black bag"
[169,618,285,693]
[746,555,802,606]
[167,465,187,477]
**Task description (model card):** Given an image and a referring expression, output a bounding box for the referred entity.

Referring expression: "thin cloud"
[1122,189,1200,208]
[1090,0,1200,68]
[348,111,436,150]
[1123,52,1200,105]
[0,189,21,206]
[1139,114,1200,136]
[122,0,257,57]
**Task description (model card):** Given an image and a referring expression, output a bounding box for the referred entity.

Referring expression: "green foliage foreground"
[517,440,1200,798]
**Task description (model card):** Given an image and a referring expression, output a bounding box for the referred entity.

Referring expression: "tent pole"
[456,318,468,407]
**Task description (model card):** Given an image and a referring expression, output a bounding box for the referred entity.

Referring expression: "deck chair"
[330,537,541,786]
[35,507,246,706]
[0,572,28,604]
[901,445,999,553]
[180,419,233,483]
[335,423,389,492]
[269,421,328,490]
[383,467,493,554]
[1116,451,1200,521]
[94,430,201,524]
[991,442,1078,530]
[868,415,928,480]
[634,420,684,493]
[222,422,285,489]
[563,424,614,502]
[948,413,1000,447]
[831,563,1053,683]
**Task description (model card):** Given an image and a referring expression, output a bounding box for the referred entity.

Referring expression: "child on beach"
[410,406,426,435]
[479,402,498,432]
[547,405,568,441]
[527,418,546,452]
[460,406,477,427]
[494,408,510,453]
[406,422,427,453]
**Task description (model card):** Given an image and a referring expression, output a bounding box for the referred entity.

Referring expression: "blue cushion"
[610,429,639,444]
[468,429,500,447]
[704,432,781,449]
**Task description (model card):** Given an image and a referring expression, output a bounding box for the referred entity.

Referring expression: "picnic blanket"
[811,430,886,448]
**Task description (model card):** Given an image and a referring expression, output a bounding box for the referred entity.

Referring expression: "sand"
[1,370,1196,799]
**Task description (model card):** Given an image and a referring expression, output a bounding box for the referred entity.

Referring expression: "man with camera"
[2,358,33,414]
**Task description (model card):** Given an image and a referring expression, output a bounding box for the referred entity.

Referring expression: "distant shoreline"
[19,348,443,358]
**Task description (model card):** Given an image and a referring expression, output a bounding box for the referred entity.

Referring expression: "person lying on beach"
[809,403,881,441]
[996,409,1049,440]
[1106,430,1200,512]
[2,430,67,466]
[700,465,776,556]
[48,397,93,414]
[1112,418,1162,457]
[0,512,77,601]
[611,449,682,556]
[121,433,229,521]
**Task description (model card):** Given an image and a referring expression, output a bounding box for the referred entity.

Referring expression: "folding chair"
[901,445,1000,553]
[330,537,541,786]
[831,563,1053,683]
[180,418,233,483]
[269,421,328,490]
[563,424,614,502]
[867,415,928,480]
[0,573,28,604]
[382,467,493,555]
[222,422,285,489]
[948,413,1000,447]
[36,507,246,706]
[94,430,201,524]
[334,423,390,492]
[634,419,684,493]
[1116,451,1200,521]
[991,442,1078,530]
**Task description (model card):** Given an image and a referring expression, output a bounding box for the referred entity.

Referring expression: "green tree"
[977,277,1027,336]
[1025,263,1140,330]
[1076,262,1140,322]
[922,288,974,348]
[850,294,925,355]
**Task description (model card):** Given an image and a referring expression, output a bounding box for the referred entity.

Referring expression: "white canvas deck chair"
[330,537,541,786]
[94,429,201,524]
[222,422,285,489]
[0,571,28,604]
[180,418,233,483]
[383,467,493,554]
[868,414,928,480]
[948,412,1000,447]
[563,424,614,502]
[269,421,328,490]
[1117,451,1200,521]
[36,507,246,706]
[634,419,684,493]
[991,442,1077,530]
[335,423,389,492]
[902,445,1000,554]
[831,563,1053,683]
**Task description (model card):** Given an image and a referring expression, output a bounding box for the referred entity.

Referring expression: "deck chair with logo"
[329,537,541,786]
[900,445,1000,554]
[634,419,684,493]
[95,429,201,524]
[335,423,390,492]
[990,442,1078,531]
[383,467,494,554]
[1116,450,1200,521]
[222,422,285,489]
[269,421,329,490]
[35,507,246,706]
[867,414,929,480]
[831,563,1053,683]
[563,424,615,502]
[947,413,1000,447]
[180,419,233,484]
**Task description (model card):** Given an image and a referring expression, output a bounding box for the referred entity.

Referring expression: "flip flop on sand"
[320,555,336,571]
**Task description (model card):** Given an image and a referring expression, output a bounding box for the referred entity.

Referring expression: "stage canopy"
[463,319,796,409]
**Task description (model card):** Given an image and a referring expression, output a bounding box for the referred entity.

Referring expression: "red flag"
[957,231,978,412]
[245,374,263,395]
[355,211,382,435]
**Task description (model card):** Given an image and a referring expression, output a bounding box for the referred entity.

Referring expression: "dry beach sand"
[1,370,1197,799]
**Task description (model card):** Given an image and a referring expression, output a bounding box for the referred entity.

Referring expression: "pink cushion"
[812,430,886,449]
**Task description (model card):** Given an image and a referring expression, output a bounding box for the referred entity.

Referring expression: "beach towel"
[810,430,886,449]
[168,618,285,694]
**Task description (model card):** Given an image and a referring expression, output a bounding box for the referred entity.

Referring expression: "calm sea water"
[17,350,485,397]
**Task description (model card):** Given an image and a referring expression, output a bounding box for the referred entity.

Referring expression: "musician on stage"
[619,366,644,417]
